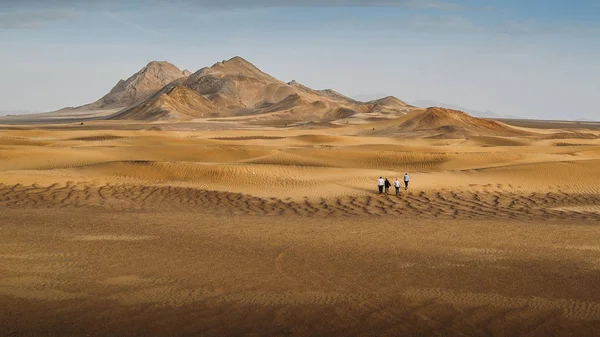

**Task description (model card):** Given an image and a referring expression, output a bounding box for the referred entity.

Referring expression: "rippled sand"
[1,124,600,336]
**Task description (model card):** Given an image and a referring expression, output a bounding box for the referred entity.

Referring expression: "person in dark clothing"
[384,178,391,194]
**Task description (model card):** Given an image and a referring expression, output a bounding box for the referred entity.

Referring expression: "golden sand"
[1,120,600,336]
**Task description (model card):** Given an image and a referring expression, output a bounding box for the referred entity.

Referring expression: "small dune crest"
[465,136,531,147]
[542,132,599,140]
[292,134,351,144]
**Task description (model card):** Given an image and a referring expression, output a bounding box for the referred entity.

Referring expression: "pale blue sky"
[0,0,599,120]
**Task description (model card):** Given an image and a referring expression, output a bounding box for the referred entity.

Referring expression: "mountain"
[113,56,412,122]
[110,80,216,121]
[576,117,600,122]
[364,96,412,114]
[0,109,33,116]
[182,56,297,111]
[67,61,190,112]
[365,107,529,138]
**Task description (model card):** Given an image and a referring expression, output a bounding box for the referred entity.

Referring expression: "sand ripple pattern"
[403,288,600,321]
[0,183,599,220]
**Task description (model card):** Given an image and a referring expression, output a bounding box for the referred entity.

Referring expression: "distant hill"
[412,100,518,119]
[0,109,33,116]
[365,107,529,138]
[110,56,412,122]
[576,117,599,122]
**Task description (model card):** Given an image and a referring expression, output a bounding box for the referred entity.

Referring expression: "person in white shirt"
[394,179,401,196]
[377,177,384,194]
[403,173,410,190]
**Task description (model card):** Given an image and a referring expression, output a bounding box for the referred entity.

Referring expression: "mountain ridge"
[66,60,190,112]
[110,56,412,122]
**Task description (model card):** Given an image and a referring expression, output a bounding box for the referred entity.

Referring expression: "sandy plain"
[1,119,600,336]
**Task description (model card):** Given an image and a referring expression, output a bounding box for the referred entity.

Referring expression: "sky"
[0,0,599,120]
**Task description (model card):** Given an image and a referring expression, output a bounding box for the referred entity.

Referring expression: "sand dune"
[365,107,529,138]
[2,122,600,336]
[0,181,599,221]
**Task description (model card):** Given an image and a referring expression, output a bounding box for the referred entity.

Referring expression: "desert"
[1,56,600,337]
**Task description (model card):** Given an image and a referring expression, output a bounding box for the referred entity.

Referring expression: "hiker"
[377,177,384,194]
[394,178,401,196]
[384,178,391,194]
[404,173,410,190]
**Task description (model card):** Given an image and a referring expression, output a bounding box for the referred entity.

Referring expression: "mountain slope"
[182,57,299,111]
[363,96,411,114]
[115,56,412,122]
[109,80,216,120]
[69,61,190,111]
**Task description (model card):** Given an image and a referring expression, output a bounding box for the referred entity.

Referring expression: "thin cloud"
[0,9,77,29]
[162,0,462,9]
[103,11,166,37]
[496,19,600,37]
[383,14,600,38]
[0,0,466,30]
[402,0,462,10]
[4,0,462,9]
[403,15,477,34]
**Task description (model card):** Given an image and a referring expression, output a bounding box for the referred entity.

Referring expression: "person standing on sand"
[404,173,410,190]
[377,177,384,194]
[384,178,391,194]
[394,178,401,196]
